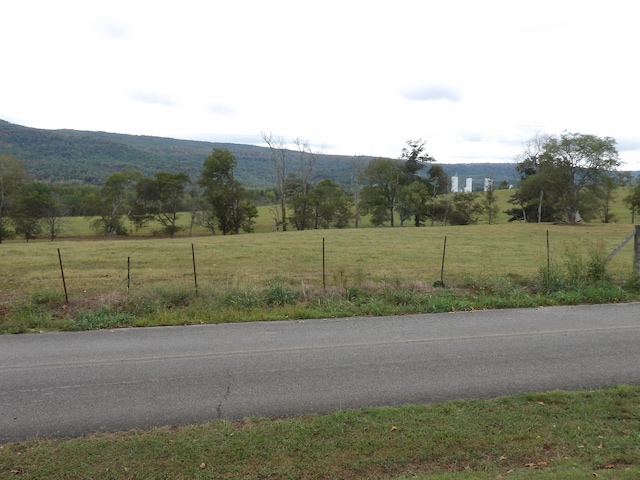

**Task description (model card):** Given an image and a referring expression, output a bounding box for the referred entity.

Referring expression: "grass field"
[2,221,639,333]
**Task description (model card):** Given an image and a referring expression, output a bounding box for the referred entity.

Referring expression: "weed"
[29,289,65,305]
[344,286,371,302]
[73,308,135,330]
[263,279,297,307]
[157,288,194,309]
[538,263,566,294]
[586,247,609,282]
[222,290,261,309]
[622,273,640,294]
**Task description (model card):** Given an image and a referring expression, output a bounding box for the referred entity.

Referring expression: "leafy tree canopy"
[509,132,621,224]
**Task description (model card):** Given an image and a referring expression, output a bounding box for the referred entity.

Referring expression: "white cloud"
[1,0,640,168]
[402,85,462,103]
[131,92,175,107]
[208,103,235,116]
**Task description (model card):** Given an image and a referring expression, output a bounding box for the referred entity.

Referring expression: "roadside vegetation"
[1,222,639,334]
[2,385,639,479]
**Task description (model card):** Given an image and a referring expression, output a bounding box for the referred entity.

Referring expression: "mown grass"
[1,385,638,479]
[2,223,639,334]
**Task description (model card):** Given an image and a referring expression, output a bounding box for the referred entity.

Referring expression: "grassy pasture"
[1,221,638,334]
[3,222,638,298]
[2,185,639,332]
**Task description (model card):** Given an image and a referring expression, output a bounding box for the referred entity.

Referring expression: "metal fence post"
[634,225,640,276]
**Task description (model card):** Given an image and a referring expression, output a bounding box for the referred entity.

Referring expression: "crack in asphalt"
[216,380,233,419]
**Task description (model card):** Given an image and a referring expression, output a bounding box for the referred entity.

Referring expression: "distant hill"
[1,119,523,189]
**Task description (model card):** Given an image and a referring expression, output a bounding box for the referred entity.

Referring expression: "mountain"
[1,119,521,188]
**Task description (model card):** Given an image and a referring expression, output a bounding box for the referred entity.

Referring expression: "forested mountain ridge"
[1,119,521,188]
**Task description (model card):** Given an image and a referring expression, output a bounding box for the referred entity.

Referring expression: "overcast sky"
[2,1,640,169]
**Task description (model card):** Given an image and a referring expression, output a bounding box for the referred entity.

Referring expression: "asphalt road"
[2,303,640,443]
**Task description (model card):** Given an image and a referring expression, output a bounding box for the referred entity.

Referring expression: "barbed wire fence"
[51,227,640,303]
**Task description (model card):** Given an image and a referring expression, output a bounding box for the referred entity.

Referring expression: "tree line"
[2,132,639,242]
[505,132,638,224]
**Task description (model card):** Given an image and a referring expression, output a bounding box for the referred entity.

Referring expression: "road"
[1,303,640,443]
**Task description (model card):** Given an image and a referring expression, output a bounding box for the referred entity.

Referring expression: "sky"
[2,1,640,169]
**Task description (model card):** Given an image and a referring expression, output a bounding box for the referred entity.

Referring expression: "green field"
[3,222,639,294]
[2,181,634,327]
[2,216,639,334]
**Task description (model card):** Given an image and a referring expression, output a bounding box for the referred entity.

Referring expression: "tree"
[397,165,449,227]
[446,192,484,225]
[10,183,51,241]
[348,156,367,228]
[286,174,313,231]
[396,139,439,227]
[310,179,352,229]
[360,158,404,227]
[511,132,621,224]
[136,172,190,237]
[199,148,257,235]
[421,165,451,226]
[586,171,630,223]
[483,180,500,224]
[545,132,620,223]
[185,181,206,237]
[624,177,640,223]
[510,133,556,223]
[88,170,142,238]
[262,132,289,231]
[397,181,430,226]
[0,154,28,243]
[400,139,435,182]
[41,192,69,241]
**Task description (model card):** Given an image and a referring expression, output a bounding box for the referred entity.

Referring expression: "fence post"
[57,248,69,304]
[192,243,198,294]
[322,237,326,291]
[440,236,447,286]
[635,225,640,276]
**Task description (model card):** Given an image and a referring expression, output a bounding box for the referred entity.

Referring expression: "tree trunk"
[537,189,544,223]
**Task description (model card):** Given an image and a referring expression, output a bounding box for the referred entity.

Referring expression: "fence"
[29,225,639,304]
[606,225,640,275]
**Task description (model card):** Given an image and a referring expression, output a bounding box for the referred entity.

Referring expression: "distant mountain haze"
[0,119,530,189]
